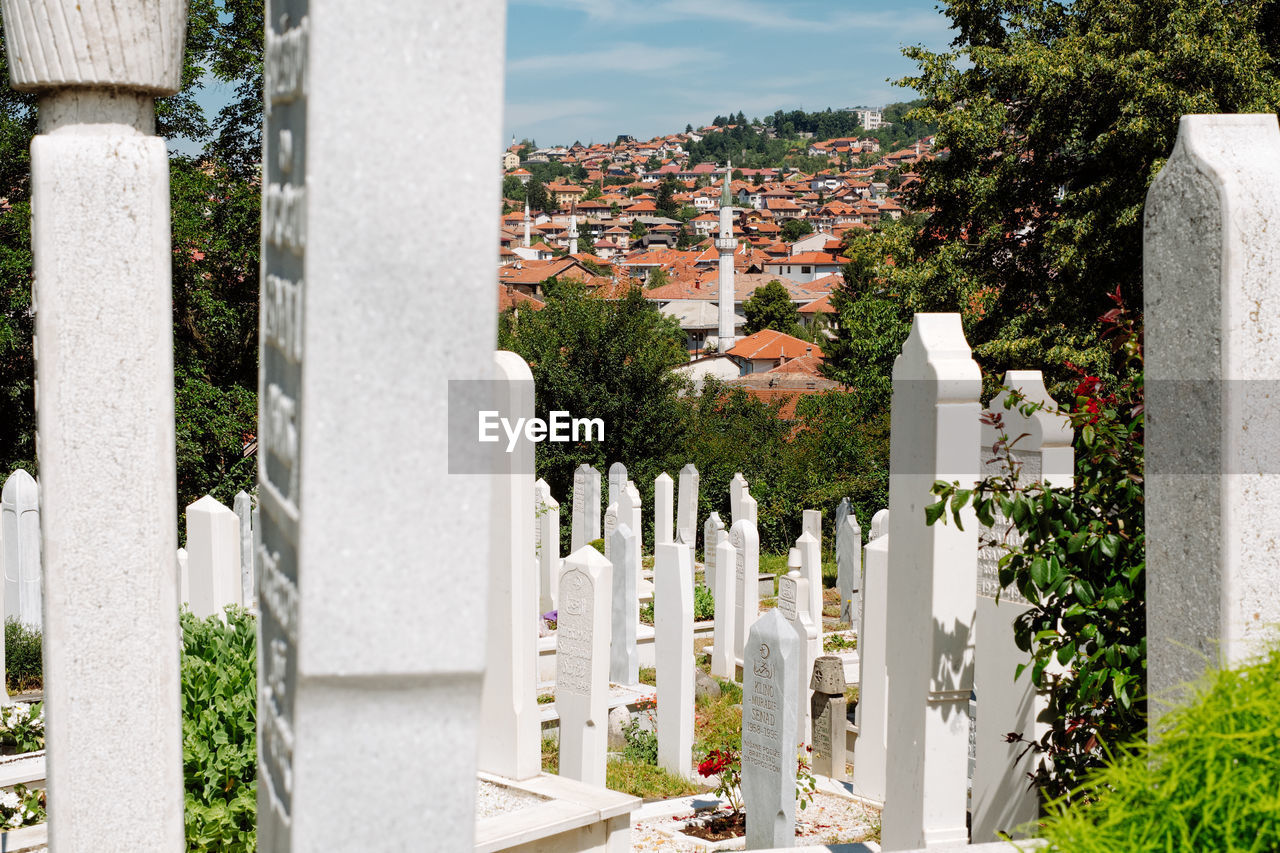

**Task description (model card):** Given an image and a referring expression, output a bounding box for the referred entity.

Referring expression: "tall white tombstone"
[186,495,243,619]
[777,554,818,748]
[572,464,590,553]
[621,482,643,553]
[5,1,188,846]
[730,518,761,666]
[480,353,540,781]
[535,479,561,615]
[585,466,602,542]
[835,496,851,532]
[654,472,674,548]
[677,463,700,546]
[972,371,1072,842]
[796,530,823,633]
[1,470,40,628]
[703,511,726,589]
[710,537,738,679]
[602,502,618,561]
[852,518,889,805]
[609,522,640,685]
[608,461,627,511]
[801,509,822,544]
[730,472,748,524]
[177,548,190,608]
[233,491,255,610]
[836,512,862,626]
[881,314,981,850]
[654,542,695,778]
[556,546,613,787]
[742,609,802,850]
[253,2,506,847]
[1145,114,1280,729]
[741,492,758,524]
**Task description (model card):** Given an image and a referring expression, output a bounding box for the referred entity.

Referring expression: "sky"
[503,0,958,148]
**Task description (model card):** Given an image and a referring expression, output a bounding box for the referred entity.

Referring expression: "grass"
[607,760,704,799]
[1037,642,1280,851]
[695,678,743,754]
[542,736,558,773]
[758,551,839,592]
[638,667,656,686]
[5,619,41,692]
[536,693,555,704]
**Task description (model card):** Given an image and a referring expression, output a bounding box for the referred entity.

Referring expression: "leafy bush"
[693,584,714,621]
[621,698,659,765]
[5,618,41,691]
[181,607,256,852]
[0,701,43,753]
[1039,642,1280,851]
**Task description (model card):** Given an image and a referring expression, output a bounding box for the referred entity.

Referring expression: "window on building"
[801,266,812,275]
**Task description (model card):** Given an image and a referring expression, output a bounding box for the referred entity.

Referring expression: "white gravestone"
[677,463,700,546]
[654,541,695,778]
[796,530,823,633]
[609,522,640,685]
[801,509,821,545]
[742,609,802,850]
[731,519,761,667]
[602,502,618,562]
[881,315,981,850]
[7,0,189,846]
[480,353,540,781]
[621,482,643,554]
[711,536,738,679]
[852,518,888,805]
[585,466,602,542]
[535,479,561,615]
[186,495,243,619]
[254,3,506,847]
[1145,114,1280,729]
[810,656,848,781]
[233,491,255,610]
[177,548,190,608]
[654,472,674,548]
[703,511,726,589]
[557,546,613,787]
[608,461,627,512]
[741,491,758,525]
[730,472,747,524]
[836,512,862,626]
[972,370,1072,843]
[572,464,590,553]
[777,556,818,748]
[1,469,40,628]
[835,497,851,533]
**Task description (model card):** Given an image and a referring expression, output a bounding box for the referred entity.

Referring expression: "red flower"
[1074,376,1101,398]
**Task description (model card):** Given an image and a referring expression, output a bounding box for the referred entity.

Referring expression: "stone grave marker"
[585,466,602,542]
[742,609,802,850]
[572,464,590,553]
[730,472,747,524]
[730,518,761,667]
[852,511,889,804]
[1146,114,1280,729]
[796,530,822,632]
[710,534,739,680]
[609,521,640,685]
[810,656,847,781]
[801,509,821,545]
[608,461,627,511]
[835,496,851,533]
[1,469,40,628]
[480,353,540,782]
[836,511,862,626]
[703,511,726,589]
[741,491,758,525]
[677,463,700,546]
[602,501,618,561]
[233,491,256,610]
[621,482,643,552]
[557,546,613,787]
[780,550,820,748]
[177,548,190,607]
[6,1,189,844]
[186,495,242,619]
[655,472,674,548]
[882,314,981,850]
[535,478,561,615]
[655,541,695,778]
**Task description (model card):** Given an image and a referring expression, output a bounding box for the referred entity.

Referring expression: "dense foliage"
[929,296,1144,799]
[181,607,257,852]
[741,280,801,337]
[1038,641,1280,851]
[4,618,41,692]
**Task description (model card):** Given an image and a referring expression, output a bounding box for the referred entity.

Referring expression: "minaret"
[523,201,531,248]
[568,206,579,255]
[715,160,737,351]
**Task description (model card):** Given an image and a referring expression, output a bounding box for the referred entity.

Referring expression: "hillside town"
[497,117,940,413]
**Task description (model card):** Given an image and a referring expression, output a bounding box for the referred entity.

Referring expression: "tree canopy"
[741,280,802,337]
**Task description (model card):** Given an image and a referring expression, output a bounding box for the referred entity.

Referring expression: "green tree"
[630,220,648,241]
[502,175,526,202]
[655,177,681,219]
[780,219,814,243]
[526,177,551,214]
[898,0,1280,393]
[645,267,670,290]
[741,280,801,337]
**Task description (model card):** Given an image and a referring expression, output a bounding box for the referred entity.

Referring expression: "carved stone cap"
[810,655,847,693]
[1,0,186,94]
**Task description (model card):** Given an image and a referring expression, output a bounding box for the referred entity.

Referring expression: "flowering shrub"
[696,748,743,814]
[0,701,43,753]
[0,785,43,829]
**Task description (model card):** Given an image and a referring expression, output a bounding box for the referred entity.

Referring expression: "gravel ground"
[631,791,878,851]
[474,779,547,820]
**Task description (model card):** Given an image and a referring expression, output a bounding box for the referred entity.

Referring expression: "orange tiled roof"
[727,329,824,361]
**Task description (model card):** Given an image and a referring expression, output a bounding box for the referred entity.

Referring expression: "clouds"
[508,42,718,75]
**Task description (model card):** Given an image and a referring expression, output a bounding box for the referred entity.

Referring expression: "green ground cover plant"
[1038,641,1280,851]
[5,618,41,691]
[181,606,256,852]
